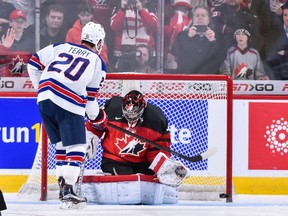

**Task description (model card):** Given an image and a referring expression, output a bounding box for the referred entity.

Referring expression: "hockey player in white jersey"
[27,22,106,209]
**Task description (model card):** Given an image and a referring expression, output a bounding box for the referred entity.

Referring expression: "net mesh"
[18,75,230,201]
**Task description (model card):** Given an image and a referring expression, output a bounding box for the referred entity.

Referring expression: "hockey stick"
[76,154,87,196]
[107,122,217,163]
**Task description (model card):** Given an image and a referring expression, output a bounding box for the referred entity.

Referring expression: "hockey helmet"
[81,21,105,53]
[122,90,147,128]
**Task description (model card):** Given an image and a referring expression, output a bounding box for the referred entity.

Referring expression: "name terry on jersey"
[68,47,91,57]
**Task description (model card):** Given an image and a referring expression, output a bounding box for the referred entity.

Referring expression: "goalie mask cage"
[17,73,233,203]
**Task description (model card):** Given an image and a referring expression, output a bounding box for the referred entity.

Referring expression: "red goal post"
[18,73,233,202]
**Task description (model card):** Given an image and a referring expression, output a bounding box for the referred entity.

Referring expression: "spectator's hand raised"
[205,27,216,42]
[270,3,283,16]
[1,28,15,48]
[188,26,197,38]
[0,18,8,25]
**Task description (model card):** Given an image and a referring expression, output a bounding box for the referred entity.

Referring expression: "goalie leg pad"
[81,174,178,204]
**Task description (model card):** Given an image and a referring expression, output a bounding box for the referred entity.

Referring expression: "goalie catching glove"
[85,109,107,160]
[149,152,189,187]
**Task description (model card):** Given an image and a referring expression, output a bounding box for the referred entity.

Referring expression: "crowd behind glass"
[0,0,288,80]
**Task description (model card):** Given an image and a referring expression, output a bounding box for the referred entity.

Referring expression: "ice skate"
[59,183,87,210]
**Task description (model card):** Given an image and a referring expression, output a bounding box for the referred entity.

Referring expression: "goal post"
[18,73,233,202]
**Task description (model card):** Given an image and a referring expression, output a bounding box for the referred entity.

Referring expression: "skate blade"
[60,201,87,210]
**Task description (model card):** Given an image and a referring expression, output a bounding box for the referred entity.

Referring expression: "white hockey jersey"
[27,43,106,119]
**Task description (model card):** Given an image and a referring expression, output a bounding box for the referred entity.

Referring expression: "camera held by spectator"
[116,44,156,73]
[117,49,138,72]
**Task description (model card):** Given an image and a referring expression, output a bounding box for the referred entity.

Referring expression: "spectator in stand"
[116,43,156,73]
[0,0,16,75]
[245,0,287,61]
[219,28,269,80]
[5,0,36,42]
[164,0,192,71]
[65,3,109,66]
[40,4,66,49]
[243,0,285,79]
[266,3,288,80]
[0,9,34,77]
[110,0,157,72]
[65,4,93,44]
[40,0,81,31]
[212,0,260,62]
[170,5,222,74]
[135,44,156,73]
[4,0,35,27]
[0,10,34,53]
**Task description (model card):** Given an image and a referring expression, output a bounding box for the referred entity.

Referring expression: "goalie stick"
[107,122,217,163]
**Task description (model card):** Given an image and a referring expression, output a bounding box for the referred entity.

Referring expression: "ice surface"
[2,193,288,216]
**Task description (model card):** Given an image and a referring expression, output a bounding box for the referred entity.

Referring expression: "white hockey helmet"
[81,21,106,53]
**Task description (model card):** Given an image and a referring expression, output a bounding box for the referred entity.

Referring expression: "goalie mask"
[122,90,147,128]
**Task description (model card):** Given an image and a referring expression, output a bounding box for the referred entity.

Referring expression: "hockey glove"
[149,152,188,187]
[86,130,100,160]
[86,109,107,137]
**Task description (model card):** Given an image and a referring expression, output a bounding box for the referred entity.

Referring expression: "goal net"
[18,73,233,202]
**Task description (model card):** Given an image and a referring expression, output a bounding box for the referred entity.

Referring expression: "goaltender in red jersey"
[86,90,189,188]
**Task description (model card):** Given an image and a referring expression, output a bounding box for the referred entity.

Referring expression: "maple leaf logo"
[233,63,247,78]
[8,55,25,75]
[115,134,146,156]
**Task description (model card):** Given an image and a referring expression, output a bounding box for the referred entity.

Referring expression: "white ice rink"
[2,194,288,216]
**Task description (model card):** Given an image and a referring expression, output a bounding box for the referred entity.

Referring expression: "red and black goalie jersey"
[101,96,171,164]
